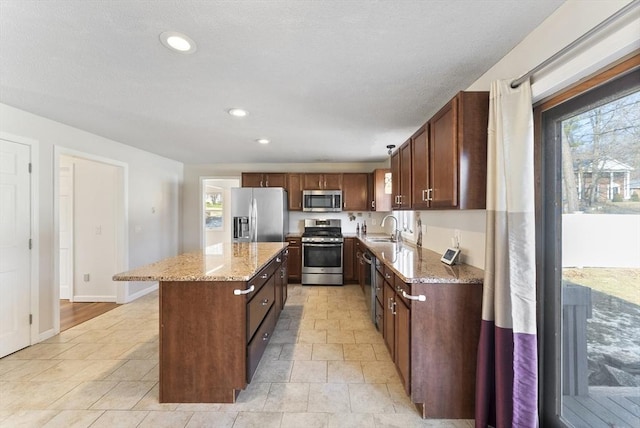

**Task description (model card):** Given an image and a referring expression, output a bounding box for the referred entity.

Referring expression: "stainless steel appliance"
[231,187,289,242]
[302,190,342,212]
[301,219,343,285]
[362,250,378,327]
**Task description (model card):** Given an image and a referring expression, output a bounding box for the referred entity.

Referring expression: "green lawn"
[563,267,640,306]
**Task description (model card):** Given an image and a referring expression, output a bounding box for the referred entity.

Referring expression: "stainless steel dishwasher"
[361,250,377,326]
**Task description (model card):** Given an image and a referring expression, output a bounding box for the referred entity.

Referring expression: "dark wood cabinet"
[303,173,342,190]
[343,237,355,282]
[383,279,396,360]
[413,91,489,209]
[369,169,392,212]
[286,237,301,283]
[159,250,287,403]
[411,126,430,210]
[241,173,286,188]
[391,140,412,210]
[342,173,369,211]
[286,173,303,211]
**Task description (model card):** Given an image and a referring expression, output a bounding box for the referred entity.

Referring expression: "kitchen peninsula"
[113,242,289,403]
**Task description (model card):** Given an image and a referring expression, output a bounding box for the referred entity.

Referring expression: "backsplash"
[288,211,390,235]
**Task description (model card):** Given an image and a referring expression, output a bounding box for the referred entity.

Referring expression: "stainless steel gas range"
[301,219,343,285]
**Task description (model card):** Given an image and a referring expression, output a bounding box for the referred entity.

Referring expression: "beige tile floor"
[0,284,474,427]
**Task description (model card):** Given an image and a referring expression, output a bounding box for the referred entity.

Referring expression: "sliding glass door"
[539,67,640,427]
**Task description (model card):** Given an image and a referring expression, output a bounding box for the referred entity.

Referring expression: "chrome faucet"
[381,215,402,243]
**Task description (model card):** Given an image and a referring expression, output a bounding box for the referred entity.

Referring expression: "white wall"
[0,103,183,339]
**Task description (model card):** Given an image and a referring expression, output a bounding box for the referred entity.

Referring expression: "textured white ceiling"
[0,0,564,164]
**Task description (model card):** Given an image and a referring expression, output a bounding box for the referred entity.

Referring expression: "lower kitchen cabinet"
[286,237,301,282]
[376,258,482,419]
[343,237,355,282]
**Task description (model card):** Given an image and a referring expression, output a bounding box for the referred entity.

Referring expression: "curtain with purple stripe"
[476,78,538,428]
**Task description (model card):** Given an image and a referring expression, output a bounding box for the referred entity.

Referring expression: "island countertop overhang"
[112,242,288,282]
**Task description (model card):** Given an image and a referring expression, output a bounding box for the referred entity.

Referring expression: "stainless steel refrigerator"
[231,188,289,242]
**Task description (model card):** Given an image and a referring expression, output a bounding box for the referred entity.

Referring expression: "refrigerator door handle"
[251,198,258,242]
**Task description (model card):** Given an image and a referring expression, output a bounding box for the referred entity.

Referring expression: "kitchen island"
[113,242,288,403]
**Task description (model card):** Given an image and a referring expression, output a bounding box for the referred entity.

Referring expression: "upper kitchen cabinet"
[419,91,489,209]
[287,173,303,211]
[391,140,412,210]
[411,125,430,210]
[369,169,392,212]
[303,173,342,190]
[341,173,369,211]
[241,173,286,188]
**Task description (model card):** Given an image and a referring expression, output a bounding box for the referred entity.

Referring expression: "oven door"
[302,242,343,274]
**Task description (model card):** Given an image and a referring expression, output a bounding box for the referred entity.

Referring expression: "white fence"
[562,214,640,268]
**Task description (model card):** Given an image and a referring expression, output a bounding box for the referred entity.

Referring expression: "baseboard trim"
[38,328,56,343]
[124,282,158,303]
[72,295,117,303]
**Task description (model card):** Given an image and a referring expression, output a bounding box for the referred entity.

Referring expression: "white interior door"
[59,158,74,300]
[0,139,31,357]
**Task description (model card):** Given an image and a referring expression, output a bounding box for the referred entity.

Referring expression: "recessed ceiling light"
[228,108,248,117]
[257,139,270,145]
[159,31,197,54]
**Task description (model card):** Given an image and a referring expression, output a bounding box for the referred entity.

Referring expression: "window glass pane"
[560,89,640,426]
[205,191,223,230]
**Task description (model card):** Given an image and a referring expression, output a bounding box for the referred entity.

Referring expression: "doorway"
[201,178,239,248]
[56,151,126,331]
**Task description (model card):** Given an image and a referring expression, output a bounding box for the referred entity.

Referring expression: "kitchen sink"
[365,237,396,243]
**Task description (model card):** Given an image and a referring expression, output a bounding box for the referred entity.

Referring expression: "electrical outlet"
[84,274,90,282]
[454,229,461,248]
[371,219,377,225]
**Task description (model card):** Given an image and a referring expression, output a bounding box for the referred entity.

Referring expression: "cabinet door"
[287,238,301,282]
[372,169,392,212]
[287,174,303,211]
[411,127,430,210]
[303,173,324,190]
[399,140,412,209]
[281,251,288,307]
[342,173,368,211]
[383,280,395,360]
[343,238,355,282]
[395,298,411,394]
[391,150,401,210]
[264,173,286,188]
[429,97,458,208]
[323,173,343,190]
[242,173,264,187]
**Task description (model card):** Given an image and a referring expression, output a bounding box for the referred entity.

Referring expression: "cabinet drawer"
[251,259,278,293]
[247,276,275,341]
[394,277,412,307]
[247,305,277,382]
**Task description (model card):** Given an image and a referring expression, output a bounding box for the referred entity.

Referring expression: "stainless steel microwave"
[302,190,342,212]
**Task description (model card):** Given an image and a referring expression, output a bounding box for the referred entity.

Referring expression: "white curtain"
[476,78,538,428]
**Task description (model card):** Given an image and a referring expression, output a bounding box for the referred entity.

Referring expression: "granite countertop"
[112,242,288,282]
[356,235,484,285]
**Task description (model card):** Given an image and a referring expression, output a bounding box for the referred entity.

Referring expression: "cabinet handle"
[324,181,327,188]
[392,301,397,315]
[260,180,264,187]
[276,257,281,262]
[233,285,255,295]
[319,180,322,188]
[427,188,433,201]
[396,285,402,293]
[402,290,426,302]
[262,332,270,342]
[261,298,269,306]
[422,189,427,201]
[261,273,269,279]
[385,273,391,279]
[371,200,375,209]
